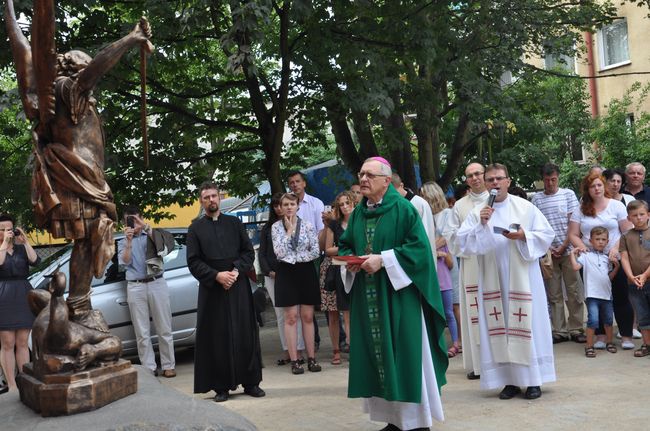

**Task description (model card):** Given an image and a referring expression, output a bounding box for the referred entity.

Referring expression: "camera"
[13,229,20,237]
[126,216,135,228]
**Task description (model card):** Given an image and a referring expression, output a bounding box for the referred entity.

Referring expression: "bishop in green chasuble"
[338,158,448,431]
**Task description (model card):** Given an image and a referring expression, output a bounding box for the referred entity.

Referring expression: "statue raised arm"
[5,0,153,326]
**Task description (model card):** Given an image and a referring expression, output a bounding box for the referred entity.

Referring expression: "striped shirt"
[531,188,579,253]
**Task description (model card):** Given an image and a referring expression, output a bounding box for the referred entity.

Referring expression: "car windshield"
[30,244,73,276]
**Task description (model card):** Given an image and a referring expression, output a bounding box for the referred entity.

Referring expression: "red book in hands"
[331,255,368,266]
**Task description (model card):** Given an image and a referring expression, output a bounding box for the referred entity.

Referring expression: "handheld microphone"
[487,189,498,208]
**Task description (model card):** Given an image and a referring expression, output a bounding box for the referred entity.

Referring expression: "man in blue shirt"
[118,206,176,377]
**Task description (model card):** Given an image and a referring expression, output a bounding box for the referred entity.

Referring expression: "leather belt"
[129,274,164,283]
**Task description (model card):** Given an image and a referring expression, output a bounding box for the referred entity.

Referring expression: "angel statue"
[5,0,153,371]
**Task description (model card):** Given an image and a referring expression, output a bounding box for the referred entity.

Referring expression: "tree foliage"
[1,0,648,221]
[590,82,650,173]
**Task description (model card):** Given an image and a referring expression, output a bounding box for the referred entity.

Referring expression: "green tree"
[0,69,32,224]
[590,82,650,172]
[295,0,631,190]
[487,71,593,189]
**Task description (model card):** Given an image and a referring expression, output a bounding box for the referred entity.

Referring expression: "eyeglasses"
[485,176,508,183]
[357,171,388,180]
[466,171,484,179]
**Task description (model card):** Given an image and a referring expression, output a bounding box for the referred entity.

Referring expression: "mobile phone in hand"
[126,216,135,228]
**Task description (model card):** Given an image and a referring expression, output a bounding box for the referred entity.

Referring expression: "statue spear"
[139,16,150,168]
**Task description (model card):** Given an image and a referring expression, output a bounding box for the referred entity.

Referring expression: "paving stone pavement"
[3,312,648,430]
[160,314,650,431]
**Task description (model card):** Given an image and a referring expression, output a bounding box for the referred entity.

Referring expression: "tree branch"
[176,145,262,164]
[114,88,260,135]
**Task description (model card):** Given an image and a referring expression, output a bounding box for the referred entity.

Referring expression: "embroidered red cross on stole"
[508,291,532,340]
[513,307,528,322]
[489,306,502,321]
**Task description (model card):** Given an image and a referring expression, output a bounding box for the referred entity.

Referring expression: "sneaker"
[633,329,642,339]
[622,340,635,350]
[616,332,622,339]
[594,341,606,349]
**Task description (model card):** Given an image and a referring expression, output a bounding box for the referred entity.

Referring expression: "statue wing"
[30,0,57,124]
[4,0,38,120]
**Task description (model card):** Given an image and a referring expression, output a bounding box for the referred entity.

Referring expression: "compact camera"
[13,229,20,237]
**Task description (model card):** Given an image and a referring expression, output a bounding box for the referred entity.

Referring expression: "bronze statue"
[28,272,122,374]
[4,0,151,414]
[5,0,152,324]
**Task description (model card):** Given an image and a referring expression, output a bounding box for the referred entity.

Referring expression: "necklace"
[364,215,382,255]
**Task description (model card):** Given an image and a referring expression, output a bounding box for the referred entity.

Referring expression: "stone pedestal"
[16,359,137,417]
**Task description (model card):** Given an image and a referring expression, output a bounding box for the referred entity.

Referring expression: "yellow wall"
[578,3,650,116]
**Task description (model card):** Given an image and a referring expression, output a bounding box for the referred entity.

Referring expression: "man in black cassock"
[187,181,265,402]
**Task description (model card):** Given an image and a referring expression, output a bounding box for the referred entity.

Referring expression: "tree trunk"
[351,110,379,160]
[382,108,416,190]
[328,107,363,174]
[438,110,471,189]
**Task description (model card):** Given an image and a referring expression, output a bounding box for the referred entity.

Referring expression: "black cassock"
[187,214,262,393]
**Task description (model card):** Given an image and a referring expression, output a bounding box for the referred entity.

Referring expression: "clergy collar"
[205,212,221,221]
[366,199,383,210]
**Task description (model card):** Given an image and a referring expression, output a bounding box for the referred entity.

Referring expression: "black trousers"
[597,268,634,336]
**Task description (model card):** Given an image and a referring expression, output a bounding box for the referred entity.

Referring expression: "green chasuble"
[339,184,448,403]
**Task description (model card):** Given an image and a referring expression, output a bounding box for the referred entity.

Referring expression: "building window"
[544,53,576,72]
[598,19,630,70]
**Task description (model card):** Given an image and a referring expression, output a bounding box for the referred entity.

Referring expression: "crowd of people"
[1,158,649,431]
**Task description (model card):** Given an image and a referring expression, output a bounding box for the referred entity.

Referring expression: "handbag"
[324,261,342,292]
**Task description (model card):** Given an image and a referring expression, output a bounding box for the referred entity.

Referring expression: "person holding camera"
[0,214,40,393]
[118,206,176,377]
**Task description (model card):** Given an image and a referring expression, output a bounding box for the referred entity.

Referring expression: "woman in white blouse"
[568,172,634,349]
[272,193,322,374]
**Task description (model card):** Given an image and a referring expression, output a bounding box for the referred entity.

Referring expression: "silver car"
[28,228,197,356]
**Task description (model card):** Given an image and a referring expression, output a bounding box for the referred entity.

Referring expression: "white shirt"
[570,199,627,253]
[297,193,325,232]
[531,188,579,252]
[576,251,613,300]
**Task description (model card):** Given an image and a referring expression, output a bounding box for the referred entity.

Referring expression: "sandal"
[634,344,650,357]
[307,357,322,372]
[277,358,291,366]
[291,360,304,375]
[447,345,460,358]
[584,346,596,358]
[606,343,617,354]
[331,349,342,365]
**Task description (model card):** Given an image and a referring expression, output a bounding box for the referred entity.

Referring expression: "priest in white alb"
[455,163,556,400]
[442,162,489,380]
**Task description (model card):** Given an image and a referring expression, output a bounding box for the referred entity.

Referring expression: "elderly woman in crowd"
[568,173,635,349]
[0,214,40,392]
[420,181,461,357]
[603,168,636,207]
[272,193,322,374]
[320,191,357,365]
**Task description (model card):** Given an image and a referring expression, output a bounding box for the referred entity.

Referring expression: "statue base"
[16,359,137,417]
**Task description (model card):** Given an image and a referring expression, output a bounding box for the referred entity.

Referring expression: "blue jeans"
[628,283,650,330]
[586,297,613,329]
[441,289,458,343]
